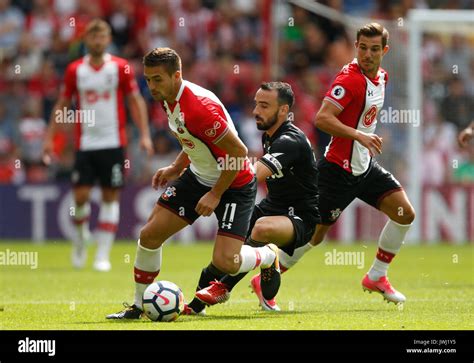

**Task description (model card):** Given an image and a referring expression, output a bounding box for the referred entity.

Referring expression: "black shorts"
[157,168,257,241]
[317,157,403,225]
[72,147,125,188]
[248,199,319,256]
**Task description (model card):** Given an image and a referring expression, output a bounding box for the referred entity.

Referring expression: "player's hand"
[152,165,181,189]
[42,138,54,165]
[356,131,383,156]
[458,127,473,148]
[140,136,154,156]
[195,191,221,217]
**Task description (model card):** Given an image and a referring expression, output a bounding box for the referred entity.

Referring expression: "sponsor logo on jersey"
[363,105,377,127]
[331,85,345,99]
[204,121,222,138]
[161,186,176,201]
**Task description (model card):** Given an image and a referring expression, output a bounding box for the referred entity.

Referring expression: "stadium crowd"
[0,0,472,185]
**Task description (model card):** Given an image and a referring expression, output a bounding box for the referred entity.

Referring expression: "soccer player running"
[107,48,280,319]
[42,19,153,272]
[193,82,321,311]
[252,23,416,310]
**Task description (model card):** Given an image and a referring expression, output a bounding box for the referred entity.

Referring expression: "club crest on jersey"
[181,138,195,149]
[329,208,342,222]
[331,85,345,100]
[363,105,377,127]
[161,186,176,201]
[204,121,221,138]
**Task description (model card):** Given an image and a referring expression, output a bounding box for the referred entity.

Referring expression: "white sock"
[72,202,91,250]
[133,240,162,309]
[279,242,313,271]
[232,245,275,275]
[95,201,119,263]
[368,219,412,281]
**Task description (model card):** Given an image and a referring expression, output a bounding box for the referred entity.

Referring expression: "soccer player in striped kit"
[43,19,153,271]
[252,23,416,310]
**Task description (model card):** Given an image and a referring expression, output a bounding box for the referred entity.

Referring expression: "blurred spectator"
[0,0,24,58]
[8,32,43,80]
[137,0,176,54]
[422,103,458,186]
[441,76,474,131]
[17,97,48,182]
[25,0,60,52]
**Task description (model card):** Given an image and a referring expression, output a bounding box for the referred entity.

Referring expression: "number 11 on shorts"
[222,203,237,229]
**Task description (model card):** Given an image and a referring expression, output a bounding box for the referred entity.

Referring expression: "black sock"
[220,272,248,292]
[188,262,226,312]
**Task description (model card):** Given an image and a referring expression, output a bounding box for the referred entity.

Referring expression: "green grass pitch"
[0,241,472,330]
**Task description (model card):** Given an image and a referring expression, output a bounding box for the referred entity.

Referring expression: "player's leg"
[106,204,189,319]
[71,185,93,268]
[107,169,202,319]
[93,187,120,271]
[277,223,331,271]
[190,179,282,311]
[358,163,415,304]
[94,148,125,271]
[70,150,94,268]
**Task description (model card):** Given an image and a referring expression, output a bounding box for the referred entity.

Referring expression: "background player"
[251,23,416,310]
[107,48,279,319]
[194,82,320,311]
[42,19,153,271]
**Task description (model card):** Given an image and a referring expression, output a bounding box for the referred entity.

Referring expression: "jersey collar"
[165,80,186,111]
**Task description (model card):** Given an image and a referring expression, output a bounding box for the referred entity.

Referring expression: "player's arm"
[152,151,190,189]
[127,92,153,155]
[315,100,383,156]
[42,97,72,164]
[195,131,248,216]
[458,121,474,148]
[255,161,273,182]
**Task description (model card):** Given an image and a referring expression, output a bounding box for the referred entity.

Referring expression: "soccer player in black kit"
[194,82,320,311]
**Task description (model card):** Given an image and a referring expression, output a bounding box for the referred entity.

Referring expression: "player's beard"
[256,110,279,131]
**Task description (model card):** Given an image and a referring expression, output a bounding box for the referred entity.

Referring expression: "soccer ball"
[142,280,184,322]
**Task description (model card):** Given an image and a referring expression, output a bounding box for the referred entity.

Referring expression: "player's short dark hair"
[260,82,294,109]
[142,47,182,75]
[84,19,111,35]
[357,23,389,48]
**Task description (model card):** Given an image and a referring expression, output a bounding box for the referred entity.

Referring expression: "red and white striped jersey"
[162,80,254,188]
[323,58,388,176]
[61,53,139,151]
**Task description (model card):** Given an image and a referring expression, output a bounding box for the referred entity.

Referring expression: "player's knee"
[139,225,164,249]
[394,206,416,225]
[251,218,273,242]
[212,254,238,275]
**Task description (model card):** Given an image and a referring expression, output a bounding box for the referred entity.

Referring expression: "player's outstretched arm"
[127,92,153,155]
[315,100,383,156]
[458,121,474,148]
[42,97,71,165]
[195,131,248,216]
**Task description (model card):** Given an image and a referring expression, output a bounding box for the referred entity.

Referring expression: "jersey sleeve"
[118,60,139,95]
[195,101,230,145]
[60,62,77,100]
[259,135,300,176]
[323,72,358,111]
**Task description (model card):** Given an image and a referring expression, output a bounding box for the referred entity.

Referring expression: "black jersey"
[259,121,319,212]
